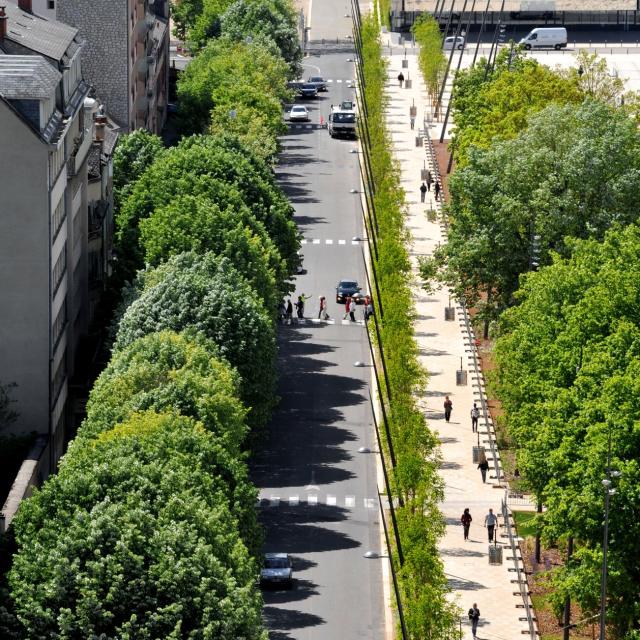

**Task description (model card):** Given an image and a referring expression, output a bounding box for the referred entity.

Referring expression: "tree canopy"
[425,99,640,326]
[10,411,266,640]
[139,194,282,310]
[492,224,640,636]
[78,330,247,454]
[114,253,277,430]
[450,50,582,165]
[116,134,298,283]
[220,0,302,77]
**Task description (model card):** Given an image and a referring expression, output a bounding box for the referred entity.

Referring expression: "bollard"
[415,136,422,147]
[444,306,455,321]
[488,544,503,565]
[472,445,486,464]
[456,369,468,386]
[402,58,408,68]
[405,79,412,89]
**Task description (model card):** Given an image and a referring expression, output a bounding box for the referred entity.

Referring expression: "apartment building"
[39,0,170,133]
[0,3,116,470]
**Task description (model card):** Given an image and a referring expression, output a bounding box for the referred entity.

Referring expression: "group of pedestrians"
[460,507,498,543]
[419,174,441,203]
[279,294,374,324]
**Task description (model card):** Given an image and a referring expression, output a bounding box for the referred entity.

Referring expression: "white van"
[519,27,567,50]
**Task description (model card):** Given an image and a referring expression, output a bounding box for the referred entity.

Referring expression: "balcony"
[67,128,92,177]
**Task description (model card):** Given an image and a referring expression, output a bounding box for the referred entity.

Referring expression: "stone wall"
[56,0,129,128]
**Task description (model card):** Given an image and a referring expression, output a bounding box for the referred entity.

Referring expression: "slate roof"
[2,2,79,61]
[0,55,61,99]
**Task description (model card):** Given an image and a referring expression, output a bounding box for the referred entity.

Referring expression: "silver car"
[260,553,293,589]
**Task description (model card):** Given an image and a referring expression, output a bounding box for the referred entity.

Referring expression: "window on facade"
[51,357,67,406]
[52,300,67,350]
[52,198,66,242]
[48,0,55,8]
[52,245,67,295]
[49,146,65,187]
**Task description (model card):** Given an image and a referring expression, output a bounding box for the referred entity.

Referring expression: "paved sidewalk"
[380,39,534,640]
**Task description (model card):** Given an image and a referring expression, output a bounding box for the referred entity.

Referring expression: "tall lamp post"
[599,431,621,640]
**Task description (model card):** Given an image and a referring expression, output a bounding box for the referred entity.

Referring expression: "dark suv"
[307,76,328,92]
[299,83,318,98]
[336,279,364,304]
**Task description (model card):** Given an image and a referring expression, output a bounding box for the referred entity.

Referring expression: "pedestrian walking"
[468,604,480,639]
[410,115,415,130]
[397,71,404,87]
[434,180,441,201]
[470,402,480,432]
[426,170,433,191]
[285,299,293,324]
[420,181,427,203]
[295,293,311,319]
[348,297,357,322]
[478,458,489,483]
[461,508,472,541]
[443,395,452,422]
[343,296,351,320]
[484,508,497,543]
[278,299,287,324]
[318,296,329,320]
[364,296,374,322]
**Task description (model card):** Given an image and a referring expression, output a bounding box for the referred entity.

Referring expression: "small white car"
[260,553,293,589]
[289,105,310,122]
[443,36,465,50]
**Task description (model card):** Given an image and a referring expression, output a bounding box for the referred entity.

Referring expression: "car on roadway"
[336,279,365,304]
[260,553,293,589]
[289,105,310,122]
[443,35,465,50]
[307,75,328,91]
[299,83,318,98]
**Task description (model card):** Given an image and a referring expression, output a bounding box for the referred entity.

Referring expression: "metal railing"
[502,495,537,639]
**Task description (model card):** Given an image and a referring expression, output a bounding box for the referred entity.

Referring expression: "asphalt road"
[250,51,386,640]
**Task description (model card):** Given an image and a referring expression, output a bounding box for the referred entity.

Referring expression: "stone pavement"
[380,38,537,640]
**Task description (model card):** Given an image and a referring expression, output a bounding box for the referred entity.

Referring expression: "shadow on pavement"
[264,606,325,637]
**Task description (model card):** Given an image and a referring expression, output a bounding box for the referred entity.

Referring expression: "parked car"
[260,553,293,589]
[307,75,328,91]
[443,35,465,50]
[289,105,310,122]
[336,279,364,304]
[299,83,318,98]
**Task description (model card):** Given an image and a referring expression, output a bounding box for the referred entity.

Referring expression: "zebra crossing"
[301,238,363,245]
[283,317,365,326]
[259,494,377,509]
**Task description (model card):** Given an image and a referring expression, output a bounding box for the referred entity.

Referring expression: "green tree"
[450,50,582,165]
[139,194,282,309]
[114,252,277,430]
[493,225,640,636]
[170,0,203,41]
[112,129,164,211]
[116,134,298,283]
[429,99,640,330]
[78,330,248,454]
[10,411,266,640]
[220,0,302,77]
[188,0,234,49]
[176,37,290,136]
[412,14,446,103]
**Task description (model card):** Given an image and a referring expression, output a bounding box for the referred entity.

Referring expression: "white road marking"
[325,239,333,244]
[338,239,346,245]
[301,239,308,244]
[312,238,321,244]
[308,494,318,506]
[270,496,280,507]
[327,494,337,506]
[289,495,299,506]
[364,498,375,509]
[345,495,356,508]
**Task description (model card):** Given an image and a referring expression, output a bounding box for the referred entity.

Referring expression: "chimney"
[0,6,7,41]
[94,111,107,143]
[18,0,31,13]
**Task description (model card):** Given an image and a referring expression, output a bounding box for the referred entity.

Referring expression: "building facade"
[0,2,116,469]
[53,0,169,133]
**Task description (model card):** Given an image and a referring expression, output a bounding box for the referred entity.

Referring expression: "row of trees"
[359,12,459,639]
[5,0,302,636]
[421,47,640,638]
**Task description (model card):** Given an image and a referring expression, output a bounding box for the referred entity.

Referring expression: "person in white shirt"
[484,508,498,543]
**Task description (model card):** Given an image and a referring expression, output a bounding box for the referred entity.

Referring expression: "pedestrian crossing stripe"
[260,494,375,509]
[284,318,365,326]
[300,238,363,245]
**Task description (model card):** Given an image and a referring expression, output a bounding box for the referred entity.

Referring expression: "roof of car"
[265,552,289,559]
[291,105,307,109]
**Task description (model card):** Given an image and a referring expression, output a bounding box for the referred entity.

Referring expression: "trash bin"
[488,544,503,565]
[472,446,486,464]
[405,79,412,89]
[444,306,455,321]
[415,136,422,147]
[456,369,468,386]
[402,58,408,68]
